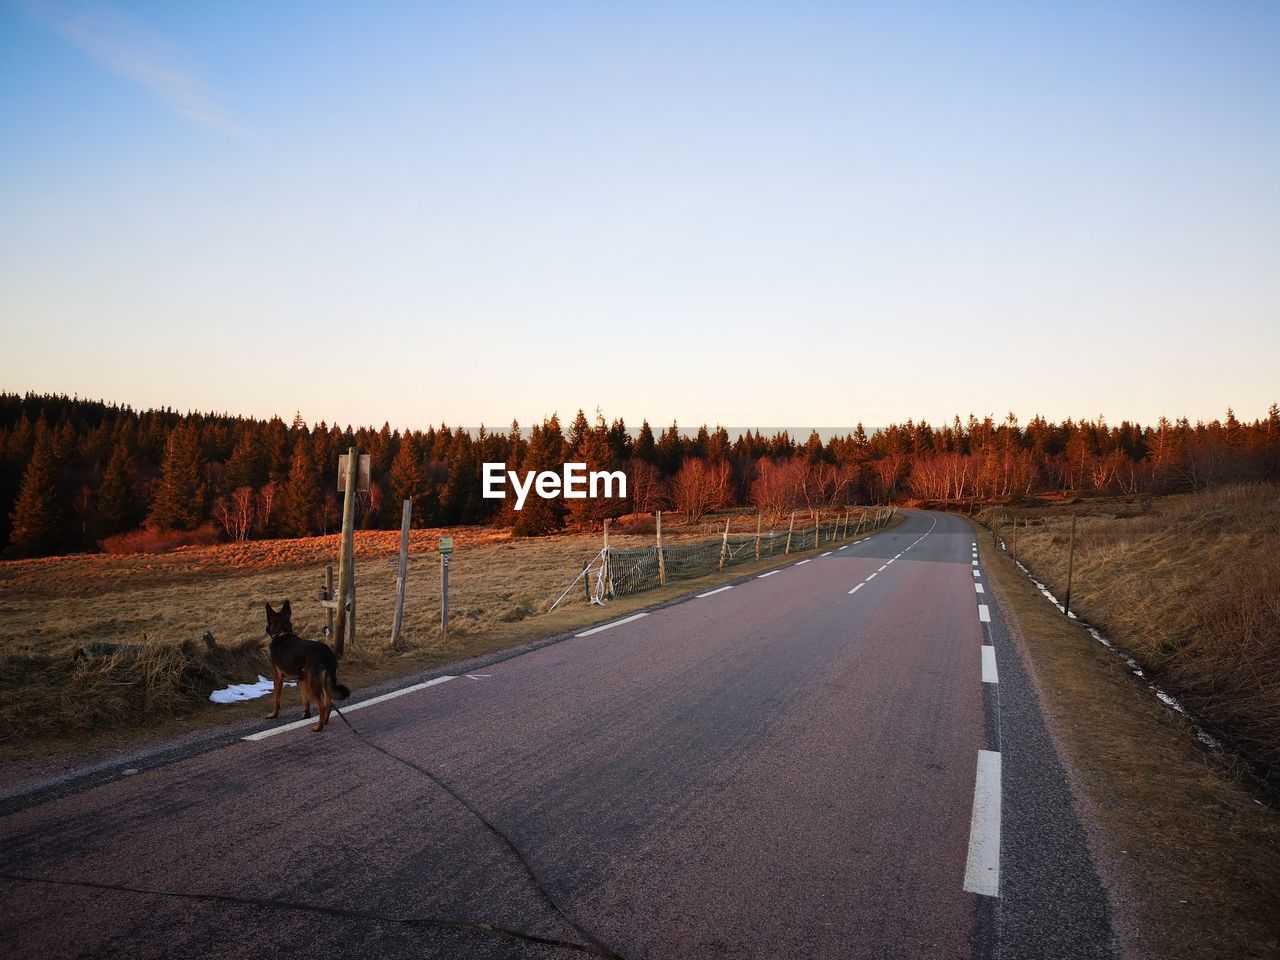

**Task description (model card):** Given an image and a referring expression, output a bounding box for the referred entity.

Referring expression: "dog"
[264,600,350,732]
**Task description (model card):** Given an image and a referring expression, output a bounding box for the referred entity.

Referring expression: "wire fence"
[603,508,896,600]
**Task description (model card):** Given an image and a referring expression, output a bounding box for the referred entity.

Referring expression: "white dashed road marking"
[975,583,985,594]
[245,675,456,741]
[982,646,998,684]
[963,750,1002,897]
[577,613,650,637]
[696,585,734,598]
[978,604,991,623]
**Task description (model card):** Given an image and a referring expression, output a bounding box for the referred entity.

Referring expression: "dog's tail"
[328,662,350,700]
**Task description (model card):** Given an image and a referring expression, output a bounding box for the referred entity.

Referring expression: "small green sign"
[439,537,454,554]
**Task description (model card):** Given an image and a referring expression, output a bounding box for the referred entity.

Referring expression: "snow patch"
[210,675,294,704]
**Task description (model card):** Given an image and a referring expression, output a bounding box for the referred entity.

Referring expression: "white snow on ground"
[210,675,294,704]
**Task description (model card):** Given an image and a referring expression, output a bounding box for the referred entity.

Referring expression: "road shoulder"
[975,522,1280,960]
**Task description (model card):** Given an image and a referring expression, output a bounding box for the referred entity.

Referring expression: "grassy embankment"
[975,484,1280,960]
[0,509,898,759]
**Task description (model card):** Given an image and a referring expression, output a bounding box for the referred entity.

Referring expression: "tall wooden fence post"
[656,510,666,586]
[785,510,795,554]
[390,498,411,649]
[602,519,611,598]
[755,512,762,561]
[718,516,731,571]
[1063,513,1078,616]
[324,565,334,638]
[334,447,358,658]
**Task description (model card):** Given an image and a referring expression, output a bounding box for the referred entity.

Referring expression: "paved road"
[0,510,1118,959]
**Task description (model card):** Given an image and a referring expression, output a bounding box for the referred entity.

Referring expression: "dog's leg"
[266,667,283,719]
[313,679,331,733]
[299,670,312,720]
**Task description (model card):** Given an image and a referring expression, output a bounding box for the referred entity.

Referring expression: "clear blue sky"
[2,0,1277,431]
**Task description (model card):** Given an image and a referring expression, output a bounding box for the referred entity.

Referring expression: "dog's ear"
[265,602,275,616]
[281,599,292,617]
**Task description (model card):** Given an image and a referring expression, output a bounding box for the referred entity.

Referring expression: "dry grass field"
[980,483,1280,790]
[0,510,879,757]
[978,526,1280,960]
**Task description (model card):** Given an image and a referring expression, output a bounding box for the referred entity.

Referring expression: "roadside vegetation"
[0,509,890,756]
[976,500,1280,960]
[979,483,1280,792]
[4,392,1276,560]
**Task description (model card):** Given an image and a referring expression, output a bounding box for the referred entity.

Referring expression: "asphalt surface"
[0,510,1119,959]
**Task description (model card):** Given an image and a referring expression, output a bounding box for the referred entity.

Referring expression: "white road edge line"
[849,583,864,594]
[866,572,878,581]
[244,675,456,741]
[972,569,980,577]
[696,585,734,598]
[821,551,832,557]
[975,583,985,594]
[963,750,1001,896]
[795,559,812,566]
[758,570,782,578]
[972,560,979,566]
[576,612,650,637]
[978,604,991,622]
[877,564,888,572]
[982,646,999,684]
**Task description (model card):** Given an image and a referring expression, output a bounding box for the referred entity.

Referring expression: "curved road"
[0,510,1118,958]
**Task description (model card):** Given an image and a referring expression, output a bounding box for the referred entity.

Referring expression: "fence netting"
[601,509,895,600]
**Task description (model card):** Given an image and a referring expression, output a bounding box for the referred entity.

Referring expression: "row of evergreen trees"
[2,392,1278,558]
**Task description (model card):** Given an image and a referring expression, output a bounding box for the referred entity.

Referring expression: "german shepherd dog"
[264,600,350,732]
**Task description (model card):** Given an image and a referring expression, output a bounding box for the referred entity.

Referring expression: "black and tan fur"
[264,600,350,732]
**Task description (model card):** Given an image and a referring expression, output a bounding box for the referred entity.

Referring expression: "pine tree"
[225,429,269,491]
[388,432,425,519]
[567,409,591,457]
[634,420,657,464]
[7,428,62,557]
[91,438,141,541]
[441,434,479,524]
[148,423,206,530]
[513,417,566,536]
[282,432,321,537]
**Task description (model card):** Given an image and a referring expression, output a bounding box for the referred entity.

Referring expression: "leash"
[329,702,628,960]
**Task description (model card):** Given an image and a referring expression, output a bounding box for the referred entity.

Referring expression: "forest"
[2,392,1278,559]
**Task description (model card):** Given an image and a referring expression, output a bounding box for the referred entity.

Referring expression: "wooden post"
[602,519,611,598]
[390,499,411,648]
[333,446,358,658]
[440,553,449,631]
[815,514,820,548]
[755,512,762,561]
[718,516,731,571]
[785,510,795,554]
[656,510,666,586]
[324,565,334,638]
[1063,513,1077,617]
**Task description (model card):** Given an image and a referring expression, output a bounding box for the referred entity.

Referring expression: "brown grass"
[977,517,1280,960]
[0,509,890,755]
[979,484,1280,789]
